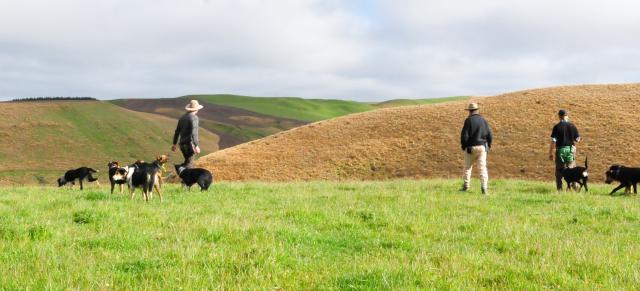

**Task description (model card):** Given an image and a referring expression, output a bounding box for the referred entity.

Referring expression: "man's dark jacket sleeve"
[191,117,199,147]
[173,119,182,145]
[460,119,470,150]
[485,119,493,149]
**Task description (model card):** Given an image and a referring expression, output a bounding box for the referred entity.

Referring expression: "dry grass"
[197,83,640,182]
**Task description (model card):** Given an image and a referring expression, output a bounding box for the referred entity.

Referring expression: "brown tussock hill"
[196,84,640,182]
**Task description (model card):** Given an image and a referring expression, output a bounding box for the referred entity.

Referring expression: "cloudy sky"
[1,0,638,101]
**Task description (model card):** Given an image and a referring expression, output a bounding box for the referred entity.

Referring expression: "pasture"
[1,179,639,289]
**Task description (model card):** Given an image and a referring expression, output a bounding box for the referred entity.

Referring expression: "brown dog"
[152,155,169,200]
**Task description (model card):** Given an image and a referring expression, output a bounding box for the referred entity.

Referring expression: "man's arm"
[191,116,199,147]
[573,124,581,143]
[485,119,493,149]
[549,125,558,160]
[460,119,469,150]
[172,119,182,151]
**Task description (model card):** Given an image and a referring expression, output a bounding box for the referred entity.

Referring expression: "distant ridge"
[9,97,97,102]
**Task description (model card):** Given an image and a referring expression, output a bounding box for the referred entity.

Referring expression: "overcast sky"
[1,0,639,101]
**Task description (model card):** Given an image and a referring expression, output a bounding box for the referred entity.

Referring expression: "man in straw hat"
[460,102,493,195]
[172,100,204,168]
[549,109,581,191]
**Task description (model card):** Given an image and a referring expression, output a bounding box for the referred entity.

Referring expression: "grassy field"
[1,179,639,289]
[191,94,376,122]
[192,94,469,122]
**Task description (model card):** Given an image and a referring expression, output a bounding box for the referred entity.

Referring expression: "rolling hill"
[0,101,218,185]
[112,97,305,148]
[113,95,467,148]
[196,84,640,182]
[192,94,376,121]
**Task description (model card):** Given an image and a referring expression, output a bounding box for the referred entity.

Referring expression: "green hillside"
[0,101,218,185]
[188,94,377,122]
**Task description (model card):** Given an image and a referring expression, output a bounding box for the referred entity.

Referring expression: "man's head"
[558,109,568,120]
[185,100,204,114]
[465,103,479,115]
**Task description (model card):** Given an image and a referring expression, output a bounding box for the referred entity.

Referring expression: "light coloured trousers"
[463,145,488,190]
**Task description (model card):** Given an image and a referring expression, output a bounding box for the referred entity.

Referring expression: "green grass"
[191,94,376,122]
[1,179,638,289]
[191,94,469,122]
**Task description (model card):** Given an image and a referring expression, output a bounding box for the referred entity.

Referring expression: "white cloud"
[0,0,639,101]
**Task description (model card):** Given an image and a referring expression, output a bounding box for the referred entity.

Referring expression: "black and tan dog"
[57,167,99,190]
[113,155,170,202]
[108,161,127,194]
[605,165,640,195]
[560,157,589,192]
[129,155,169,199]
[125,162,160,202]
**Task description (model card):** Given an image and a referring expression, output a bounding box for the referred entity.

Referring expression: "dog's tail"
[585,155,588,170]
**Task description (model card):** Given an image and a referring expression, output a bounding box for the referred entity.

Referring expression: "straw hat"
[185,100,204,112]
[465,103,479,111]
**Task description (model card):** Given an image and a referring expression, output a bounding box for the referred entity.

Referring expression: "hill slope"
[196,84,640,182]
[190,94,376,121]
[113,95,468,149]
[112,97,304,149]
[374,96,469,108]
[0,101,218,185]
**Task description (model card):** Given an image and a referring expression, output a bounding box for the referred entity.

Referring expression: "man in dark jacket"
[460,103,493,195]
[549,109,581,191]
[172,100,203,168]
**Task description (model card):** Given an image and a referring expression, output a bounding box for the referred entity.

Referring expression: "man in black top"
[172,100,203,168]
[460,103,493,195]
[549,109,581,190]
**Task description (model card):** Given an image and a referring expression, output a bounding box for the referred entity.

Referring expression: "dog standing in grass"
[460,103,493,195]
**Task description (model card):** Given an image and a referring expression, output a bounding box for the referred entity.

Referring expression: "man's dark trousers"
[179,143,195,168]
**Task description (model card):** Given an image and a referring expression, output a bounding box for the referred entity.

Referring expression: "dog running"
[58,167,99,190]
[605,165,640,195]
[560,156,588,192]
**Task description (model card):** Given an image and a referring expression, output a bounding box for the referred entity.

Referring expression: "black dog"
[174,165,213,191]
[560,157,588,192]
[125,160,163,202]
[605,165,640,195]
[57,167,99,190]
[108,161,127,194]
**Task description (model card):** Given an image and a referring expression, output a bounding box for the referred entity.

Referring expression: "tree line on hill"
[9,97,97,102]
